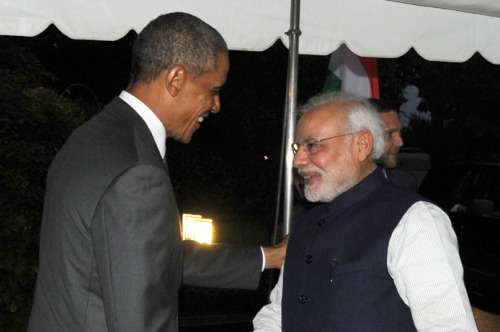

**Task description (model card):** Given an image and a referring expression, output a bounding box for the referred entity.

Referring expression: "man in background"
[370,98,418,192]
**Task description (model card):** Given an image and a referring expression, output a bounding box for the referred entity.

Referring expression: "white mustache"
[298,166,324,179]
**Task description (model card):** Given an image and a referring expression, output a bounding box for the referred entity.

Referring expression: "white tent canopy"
[389,0,500,18]
[1,0,500,64]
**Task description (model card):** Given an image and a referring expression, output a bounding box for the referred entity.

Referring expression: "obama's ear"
[164,65,186,97]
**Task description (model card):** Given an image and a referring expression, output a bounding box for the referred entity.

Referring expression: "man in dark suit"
[28,12,285,332]
[369,98,418,192]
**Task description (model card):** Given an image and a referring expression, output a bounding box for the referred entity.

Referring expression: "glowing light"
[264,155,269,160]
[182,214,201,241]
[182,214,213,244]
[193,218,213,244]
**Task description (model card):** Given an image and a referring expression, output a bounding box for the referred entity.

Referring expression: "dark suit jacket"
[384,168,418,192]
[28,98,262,332]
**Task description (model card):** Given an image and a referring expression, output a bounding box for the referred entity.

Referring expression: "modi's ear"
[164,65,186,97]
[355,130,374,162]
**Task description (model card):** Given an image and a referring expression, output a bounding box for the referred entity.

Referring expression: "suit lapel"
[105,97,169,174]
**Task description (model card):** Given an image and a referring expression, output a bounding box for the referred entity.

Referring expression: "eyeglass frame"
[291,131,361,155]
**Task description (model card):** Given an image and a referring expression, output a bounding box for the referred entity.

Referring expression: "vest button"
[304,255,313,264]
[298,295,307,304]
[317,219,325,227]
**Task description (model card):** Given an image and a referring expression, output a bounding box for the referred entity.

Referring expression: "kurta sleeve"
[253,265,284,331]
[388,201,478,331]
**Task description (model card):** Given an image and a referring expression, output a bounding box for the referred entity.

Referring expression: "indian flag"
[323,44,380,99]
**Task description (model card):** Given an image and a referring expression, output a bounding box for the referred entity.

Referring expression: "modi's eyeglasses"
[291,131,360,155]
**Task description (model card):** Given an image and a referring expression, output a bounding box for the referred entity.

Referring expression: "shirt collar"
[119,90,166,158]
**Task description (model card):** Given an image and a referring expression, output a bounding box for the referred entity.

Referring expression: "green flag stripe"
[323,71,342,92]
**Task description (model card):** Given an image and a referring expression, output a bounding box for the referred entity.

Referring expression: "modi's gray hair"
[298,91,385,160]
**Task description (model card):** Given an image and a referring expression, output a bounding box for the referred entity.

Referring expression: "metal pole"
[283,0,301,236]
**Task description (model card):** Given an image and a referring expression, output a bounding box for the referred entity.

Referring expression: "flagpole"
[283,0,301,237]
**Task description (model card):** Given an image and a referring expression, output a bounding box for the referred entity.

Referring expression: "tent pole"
[283,0,301,237]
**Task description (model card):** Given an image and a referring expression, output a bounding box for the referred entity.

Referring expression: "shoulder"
[402,201,451,226]
[385,168,418,192]
[391,201,454,251]
[110,164,170,187]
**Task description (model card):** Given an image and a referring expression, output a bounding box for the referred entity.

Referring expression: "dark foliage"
[379,50,500,164]
[0,37,88,331]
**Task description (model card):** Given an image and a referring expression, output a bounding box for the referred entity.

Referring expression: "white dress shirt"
[253,201,478,331]
[119,90,166,158]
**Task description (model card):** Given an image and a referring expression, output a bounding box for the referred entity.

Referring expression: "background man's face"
[379,110,403,168]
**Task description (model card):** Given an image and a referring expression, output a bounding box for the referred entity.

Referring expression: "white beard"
[302,148,360,203]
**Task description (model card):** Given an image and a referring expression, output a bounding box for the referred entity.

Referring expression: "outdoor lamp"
[182,214,213,244]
